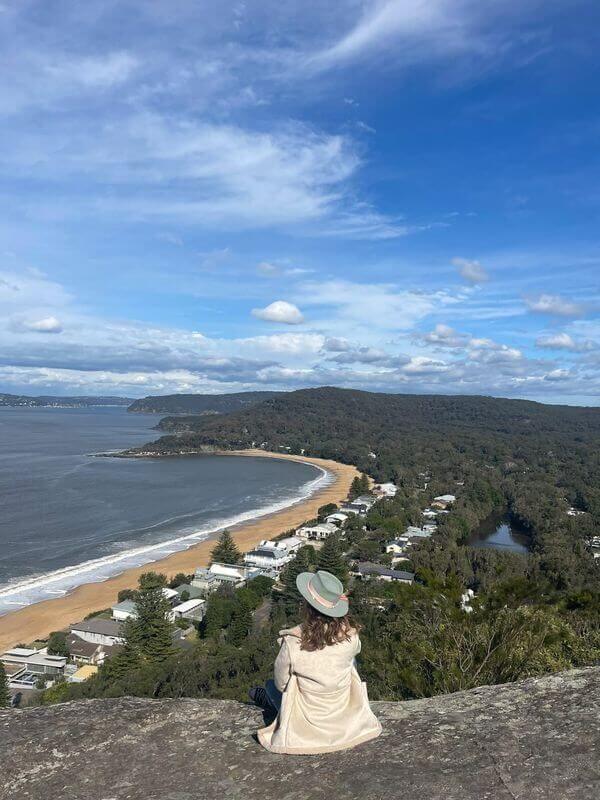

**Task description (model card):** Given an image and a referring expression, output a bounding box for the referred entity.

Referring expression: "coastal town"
[0,478,458,705]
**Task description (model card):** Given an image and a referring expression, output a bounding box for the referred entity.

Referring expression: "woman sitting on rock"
[250,569,382,755]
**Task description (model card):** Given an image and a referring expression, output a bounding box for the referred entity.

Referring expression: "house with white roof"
[296,522,338,541]
[191,562,262,594]
[375,483,398,497]
[244,537,301,572]
[172,598,206,622]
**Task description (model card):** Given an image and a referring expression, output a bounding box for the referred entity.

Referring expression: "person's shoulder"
[278,624,302,640]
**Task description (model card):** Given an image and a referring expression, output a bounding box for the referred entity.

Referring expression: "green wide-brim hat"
[296,570,349,618]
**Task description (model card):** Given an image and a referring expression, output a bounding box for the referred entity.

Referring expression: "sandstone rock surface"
[1,667,599,800]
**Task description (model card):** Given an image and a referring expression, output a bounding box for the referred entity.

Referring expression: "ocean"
[0,406,329,614]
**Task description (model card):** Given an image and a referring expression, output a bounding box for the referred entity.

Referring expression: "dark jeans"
[265,678,282,712]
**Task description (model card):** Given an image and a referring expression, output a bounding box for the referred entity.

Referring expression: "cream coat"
[257,625,382,755]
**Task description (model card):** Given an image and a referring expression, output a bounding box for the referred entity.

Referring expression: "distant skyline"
[1,1,599,405]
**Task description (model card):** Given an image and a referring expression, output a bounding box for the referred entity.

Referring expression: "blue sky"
[1,0,599,403]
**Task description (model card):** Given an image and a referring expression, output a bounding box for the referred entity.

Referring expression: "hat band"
[307,580,346,609]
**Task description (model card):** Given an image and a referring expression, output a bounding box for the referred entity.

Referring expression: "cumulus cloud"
[251,300,304,325]
[536,332,595,352]
[452,257,489,284]
[525,294,584,317]
[18,316,63,334]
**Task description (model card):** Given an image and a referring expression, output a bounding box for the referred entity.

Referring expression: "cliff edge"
[1,667,599,800]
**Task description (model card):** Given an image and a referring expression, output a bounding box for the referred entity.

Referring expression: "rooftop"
[70,618,124,637]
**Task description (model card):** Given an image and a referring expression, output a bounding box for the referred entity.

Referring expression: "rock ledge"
[1,667,599,800]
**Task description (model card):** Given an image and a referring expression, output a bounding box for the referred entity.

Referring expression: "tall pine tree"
[210,530,242,565]
[122,572,176,664]
[0,662,10,708]
[317,535,349,585]
[277,546,313,619]
[226,596,253,646]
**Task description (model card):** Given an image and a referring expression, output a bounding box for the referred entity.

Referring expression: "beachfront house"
[66,633,119,666]
[244,537,301,572]
[70,618,125,647]
[325,512,349,527]
[111,599,137,621]
[1,647,67,678]
[355,562,415,584]
[191,562,262,595]
[340,495,377,516]
[171,598,206,622]
[432,494,456,510]
[296,522,338,541]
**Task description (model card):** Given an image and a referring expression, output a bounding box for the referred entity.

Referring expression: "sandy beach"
[0,450,358,653]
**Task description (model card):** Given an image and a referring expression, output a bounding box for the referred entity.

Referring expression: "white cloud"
[45,51,139,89]
[251,300,304,325]
[308,0,464,70]
[525,294,584,317]
[452,257,489,284]
[536,332,595,352]
[20,316,63,334]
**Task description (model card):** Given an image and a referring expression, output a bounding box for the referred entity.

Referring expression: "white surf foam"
[0,462,332,616]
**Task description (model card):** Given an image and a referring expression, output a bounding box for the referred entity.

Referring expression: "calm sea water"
[0,407,327,613]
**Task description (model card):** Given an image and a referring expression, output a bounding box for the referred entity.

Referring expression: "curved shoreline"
[0,450,359,653]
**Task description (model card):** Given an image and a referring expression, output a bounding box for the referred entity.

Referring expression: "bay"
[0,406,327,612]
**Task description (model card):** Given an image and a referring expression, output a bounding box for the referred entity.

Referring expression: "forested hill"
[142,386,600,465]
[139,387,600,547]
[128,390,282,415]
[0,393,132,408]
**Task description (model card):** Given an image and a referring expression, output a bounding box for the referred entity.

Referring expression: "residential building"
[385,539,407,554]
[172,598,206,622]
[432,494,456,510]
[325,512,349,527]
[70,618,125,647]
[111,599,137,621]
[69,664,98,683]
[66,633,119,666]
[355,562,415,584]
[174,583,204,600]
[1,647,67,678]
[405,526,432,539]
[191,562,262,594]
[243,541,292,571]
[375,483,398,497]
[296,522,338,541]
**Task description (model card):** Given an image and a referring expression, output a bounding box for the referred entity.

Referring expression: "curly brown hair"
[300,601,360,652]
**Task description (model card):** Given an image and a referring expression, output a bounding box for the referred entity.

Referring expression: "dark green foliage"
[0,662,10,708]
[277,546,314,618]
[47,630,69,657]
[349,474,370,499]
[120,572,176,665]
[169,573,192,589]
[317,535,349,585]
[226,596,253,646]
[210,530,242,565]
[117,588,137,602]
[179,590,190,602]
[128,391,282,416]
[317,502,337,520]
